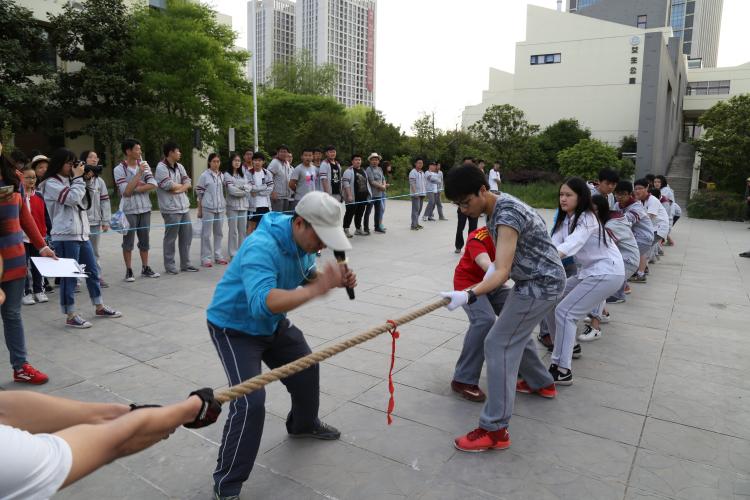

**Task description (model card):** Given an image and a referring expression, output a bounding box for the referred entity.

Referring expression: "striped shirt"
[0,189,46,283]
[114,161,157,215]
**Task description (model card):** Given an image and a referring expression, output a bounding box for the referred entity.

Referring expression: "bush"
[501,182,559,209]
[502,169,562,184]
[557,139,620,180]
[687,190,746,221]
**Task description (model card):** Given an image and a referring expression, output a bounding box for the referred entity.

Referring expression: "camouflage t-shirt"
[489,194,566,300]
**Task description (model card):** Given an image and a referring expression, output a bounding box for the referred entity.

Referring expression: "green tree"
[557,139,620,180]
[269,49,338,96]
[618,134,637,155]
[130,0,251,169]
[0,0,56,137]
[49,0,141,166]
[468,105,540,169]
[411,113,439,160]
[349,107,404,160]
[532,119,591,171]
[695,94,750,192]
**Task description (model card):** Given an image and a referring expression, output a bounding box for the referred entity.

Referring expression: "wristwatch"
[466,290,477,305]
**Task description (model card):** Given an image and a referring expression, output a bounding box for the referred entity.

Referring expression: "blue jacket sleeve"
[240,245,277,320]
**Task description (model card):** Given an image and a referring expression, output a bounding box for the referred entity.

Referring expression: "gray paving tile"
[55,463,169,500]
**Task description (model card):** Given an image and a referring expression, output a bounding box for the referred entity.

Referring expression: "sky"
[210,0,750,133]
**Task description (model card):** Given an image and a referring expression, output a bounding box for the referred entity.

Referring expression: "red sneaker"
[14,363,49,385]
[454,427,510,452]
[516,379,557,399]
[216,259,229,265]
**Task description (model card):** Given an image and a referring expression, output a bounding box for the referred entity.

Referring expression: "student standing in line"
[440,165,564,452]
[30,155,54,294]
[633,179,668,263]
[41,149,122,329]
[408,157,426,230]
[364,152,386,233]
[434,162,447,220]
[113,139,160,282]
[223,153,250,259]
[289,148,318,212]
[341,155,370,237]
[488,161,502,194]
[246,152,274,235]
[615,181,654,284]
[155,141,197,275]
[582,195,640,340]
[319,145,343,202]
[20,166,49,305]
[267,145,293,213]
[653,175,678,246]
[196,153,228,268]
[81,151,111,288]
[544,178,624,384]
[647,186,671,261]
[423,161,441,222]
[455,157,479,252]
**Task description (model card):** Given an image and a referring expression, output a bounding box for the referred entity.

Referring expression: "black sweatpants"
[455,208,478,250]
[209,319,319,497]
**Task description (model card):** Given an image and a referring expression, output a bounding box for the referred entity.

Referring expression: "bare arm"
[472,226,518,296]
[474,252,491,272]
[0,391,129,433]
[123,166,143,197]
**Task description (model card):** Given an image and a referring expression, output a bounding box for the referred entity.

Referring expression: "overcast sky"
[210,0,749,133]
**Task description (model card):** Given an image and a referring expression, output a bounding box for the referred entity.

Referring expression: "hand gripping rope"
[214,297,450,424]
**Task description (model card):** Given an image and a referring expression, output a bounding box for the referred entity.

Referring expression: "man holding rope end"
[206,191,356,499]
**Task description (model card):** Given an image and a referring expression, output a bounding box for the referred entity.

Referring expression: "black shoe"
[182,265,199,272]
[374,228,386,234]
[549,364,573,386]
[141,266,161,278]
[362,229,371,235]
[454,248,462,254]
[166,268,179,275]
[537,333,553,352]
[125,268,135,282]
[572,343,582,359]
[740,251,750,258]
[606,296,626,304]
[288,420,340,440]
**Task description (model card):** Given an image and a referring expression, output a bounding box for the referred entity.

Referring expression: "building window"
[629,78,636,84]
[530,53,561,65]
[687,58,703,69]
[637,15,647,29]
[686,80,730,95]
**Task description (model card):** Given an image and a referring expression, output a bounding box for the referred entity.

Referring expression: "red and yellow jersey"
[453,226,496,290]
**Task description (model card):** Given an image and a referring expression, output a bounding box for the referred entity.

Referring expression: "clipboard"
[30,257,89,278]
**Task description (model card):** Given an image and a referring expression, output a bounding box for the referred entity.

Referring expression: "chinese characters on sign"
[629,36,640,83]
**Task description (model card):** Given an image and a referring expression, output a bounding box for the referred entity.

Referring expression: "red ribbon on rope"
[385,320,400,425]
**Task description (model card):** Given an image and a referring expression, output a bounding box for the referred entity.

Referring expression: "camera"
[84,164,104,175]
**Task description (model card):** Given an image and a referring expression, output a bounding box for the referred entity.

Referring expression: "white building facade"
[247,0,296,85]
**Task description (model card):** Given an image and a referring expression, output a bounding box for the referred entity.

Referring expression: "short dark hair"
[413,156,424,165]
[462,157,474,163]
[243,149,254,155]
[252,152,266,161]
[598,168,620,183]
[427,160,437,166]
[121,138,141,155]
[277,144,290,153]
[163,141,179,158]
[494,160,502,166]
[615,180,633,194]
[634,178,650,189]
[351,154,362,162]
[645,174,655,182]
[312,148,322,154]
[325,145,336,152]
[444,165,490,201]
[476,159,485,164]
[302,147,314,154]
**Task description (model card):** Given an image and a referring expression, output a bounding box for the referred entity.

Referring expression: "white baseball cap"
[294,192,352,251]
[368,152,381,161]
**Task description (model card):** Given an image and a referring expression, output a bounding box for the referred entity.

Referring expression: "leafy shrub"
[687,190,746,221]
[557,139,621,180]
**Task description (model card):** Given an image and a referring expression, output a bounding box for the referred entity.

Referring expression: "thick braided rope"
[214,297,450,404]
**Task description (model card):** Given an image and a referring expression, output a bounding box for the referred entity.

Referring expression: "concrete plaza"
[2,201,749,500]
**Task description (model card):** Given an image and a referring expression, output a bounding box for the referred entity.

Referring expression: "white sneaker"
[22,294,35,306]
[578,325,602,342]
[33,292,49,303]
[584,312,610,325]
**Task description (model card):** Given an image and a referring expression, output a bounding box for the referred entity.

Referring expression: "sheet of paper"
[30,257,88,278]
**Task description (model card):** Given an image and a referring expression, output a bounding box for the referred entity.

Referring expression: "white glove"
[440,291,469,311]
[483,262,495,281]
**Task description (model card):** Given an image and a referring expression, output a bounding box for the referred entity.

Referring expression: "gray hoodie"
[224,171,251,211]
[86,176,112,226]
[196,170,226,212]
[41,175,90,242]
[155,160,191,214]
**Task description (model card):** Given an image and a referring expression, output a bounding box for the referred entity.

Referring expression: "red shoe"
[516,379,557,399]
[216,259,229,265]
[13,363,49,385]
[450,380,486,402]
[454,427,510,452]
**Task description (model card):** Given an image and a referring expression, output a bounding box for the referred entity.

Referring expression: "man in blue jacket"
[207,191,356,500]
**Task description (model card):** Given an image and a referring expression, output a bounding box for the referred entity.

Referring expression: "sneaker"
[354,228,364,236]
[606,296,626,304]
[13,363,49,385]
[516,379,557,399]
[374,227,386,234]
[537,333,554,352]
[628,274,647,283]
[141,266,160,278]
[584,313,609,325]
[416,224,424,229]
[215,259,229,265]
[572,343,582,359]
[166,268,179,275]
[95,305,122,318]
[44,284,54,293]
[125,268,135,282]
[427,218,436,221]
[645,266,651,274]
[213,491,240,500]
[22,294,35,306]
[624,284,632,294]
[740,251,750,258]
[451,380,486,402]
[439,217,449,221]
[344,228,353,238]
[578,325,602,342]
[454,248,462,254]
[202,261,213,268]
[182,265,199,272]
[362,229,371,235]
[288,420,340,440]
[99,279,109,288]
[411,226,419,231]
[33,292,49,303]
[549,364,573,386]
[66,315,92,329]
[454,427,510,452]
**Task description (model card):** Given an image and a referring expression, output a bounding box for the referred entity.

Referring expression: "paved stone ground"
[2,201,750,500]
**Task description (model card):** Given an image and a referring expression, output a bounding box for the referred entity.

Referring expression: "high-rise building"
[568,0,723,68]
[247,0,296,85]
[295,0,377,107]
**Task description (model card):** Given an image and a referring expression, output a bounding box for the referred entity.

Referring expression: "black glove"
[184,387,221,429]
[129,403,162,411]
